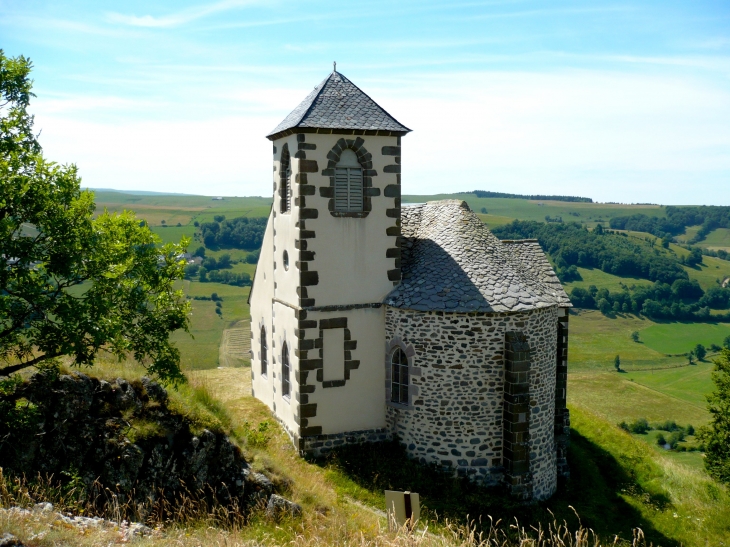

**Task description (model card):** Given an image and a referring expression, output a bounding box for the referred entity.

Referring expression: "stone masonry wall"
[385,305,559,500]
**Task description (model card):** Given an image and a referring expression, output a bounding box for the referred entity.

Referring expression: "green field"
[563,267,651,292]
[170,280,251,371]
[640,322,730,355]
[404,194,664,228]
[701,227,730,250]
[568,310,688,371]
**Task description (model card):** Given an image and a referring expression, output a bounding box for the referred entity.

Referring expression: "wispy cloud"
[106,0,265,28]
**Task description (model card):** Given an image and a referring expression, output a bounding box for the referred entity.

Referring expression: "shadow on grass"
[318,431,678,546]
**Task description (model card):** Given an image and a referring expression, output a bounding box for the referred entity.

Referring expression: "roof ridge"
[267,70,411,139]
[293,72,335,128]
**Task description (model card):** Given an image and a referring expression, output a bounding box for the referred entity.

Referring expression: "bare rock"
[266,494,302,520]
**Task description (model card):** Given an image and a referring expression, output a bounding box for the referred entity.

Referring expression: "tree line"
[492,220,688,285]
[466,190,593,202]
[198,215,266,249]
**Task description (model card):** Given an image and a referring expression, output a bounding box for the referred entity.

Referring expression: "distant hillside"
[461,190,593,203]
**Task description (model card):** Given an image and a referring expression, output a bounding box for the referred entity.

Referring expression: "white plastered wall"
[272,134,301,307]
[250,212,275,409]
[271,300,300,438]
[296,133,400,306]
[307,307,387,434]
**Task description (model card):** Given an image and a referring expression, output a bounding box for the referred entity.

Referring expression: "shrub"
[245,250,260,264]
[695,344,707,361]
[631,331,640,342]
[656,433,666,446]
[621,418,651,434]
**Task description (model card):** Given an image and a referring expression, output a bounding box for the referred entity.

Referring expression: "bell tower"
[249,67,411,452]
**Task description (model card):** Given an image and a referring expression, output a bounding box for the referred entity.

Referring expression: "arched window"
[281,342,290,398]
[334,149,363,212]
[260,326,267,376]
[390,347,408,404]
[280,147,291,213]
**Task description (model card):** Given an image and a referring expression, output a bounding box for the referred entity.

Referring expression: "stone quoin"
[248,68,571,501]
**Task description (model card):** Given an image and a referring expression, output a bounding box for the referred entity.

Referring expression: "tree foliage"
[698,349,730,485]
[493,220,687,285]
[0,51,190,383]
[199,216,266,250]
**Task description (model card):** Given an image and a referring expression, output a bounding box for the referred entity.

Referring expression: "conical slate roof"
[385,200,571,313]
[267,70,411,140]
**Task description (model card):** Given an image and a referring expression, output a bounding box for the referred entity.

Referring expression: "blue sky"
[2,0,729,204]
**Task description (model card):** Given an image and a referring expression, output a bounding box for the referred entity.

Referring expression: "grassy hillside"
[404,193,664,229]
[8,360,729,546]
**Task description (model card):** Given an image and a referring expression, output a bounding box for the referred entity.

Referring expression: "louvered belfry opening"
[334,148,363,212]
[280,146,292,213]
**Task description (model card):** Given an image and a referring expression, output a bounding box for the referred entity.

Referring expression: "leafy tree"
[202,256,218,270]
[480,207,487,214]
[214,214,226,222]
[724,335,730,350]
[245,249,260,264]
[0,52,190,382]
[698,349,730,484]
[631,331,640,343]
[594,224,604,235]
[217,253,231,269]
[192,246,206,258]
[686,247,703,267]
[184,263,200,279]
[614,355,621,372]
[695,344,707,361]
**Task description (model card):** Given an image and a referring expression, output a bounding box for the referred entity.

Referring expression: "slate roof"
[385,200,571,313]
[267,70,411,140]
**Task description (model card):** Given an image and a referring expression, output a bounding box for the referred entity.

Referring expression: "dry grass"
[0,503,655,547]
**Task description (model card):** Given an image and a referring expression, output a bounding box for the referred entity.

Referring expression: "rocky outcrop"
[0,371,300,520]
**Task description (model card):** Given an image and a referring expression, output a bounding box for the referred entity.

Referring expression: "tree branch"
[0,352,60,376]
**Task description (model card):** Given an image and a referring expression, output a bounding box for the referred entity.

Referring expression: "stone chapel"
[248,68,572,500]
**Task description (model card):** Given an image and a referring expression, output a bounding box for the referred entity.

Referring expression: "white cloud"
[31,69,730,205]
[106,0,265,28]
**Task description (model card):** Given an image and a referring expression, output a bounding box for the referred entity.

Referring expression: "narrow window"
[280,148,291,213]
[281,342,290,397]
[390,348,409,404]
[260,326,267,376]
[334,149,363,212]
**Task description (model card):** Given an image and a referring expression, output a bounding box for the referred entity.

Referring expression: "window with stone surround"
[281,342,290,398]
[390,347,408,404]
[260,326,267,376]
[280,147,291,213]
[334,149,363,212]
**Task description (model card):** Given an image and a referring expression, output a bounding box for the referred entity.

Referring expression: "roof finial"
[333,61,336,72]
